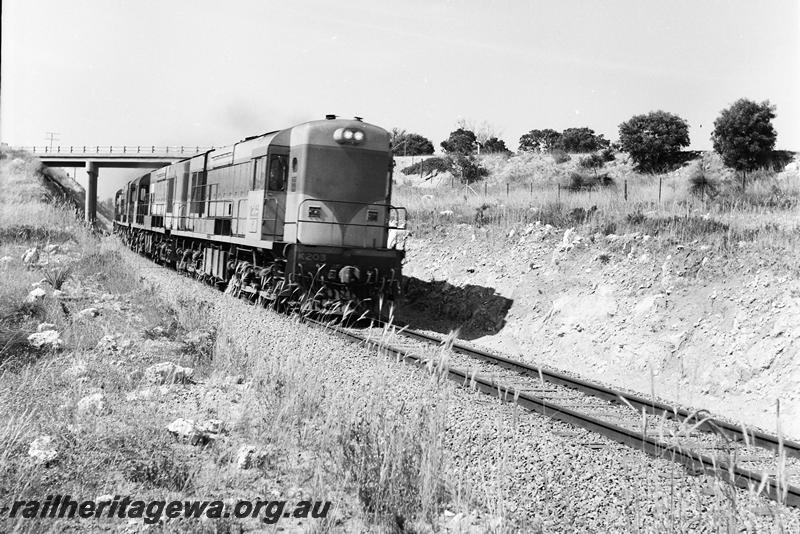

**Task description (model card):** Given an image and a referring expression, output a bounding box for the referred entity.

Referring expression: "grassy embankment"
[0,150,458,532]
[394,151,800,271]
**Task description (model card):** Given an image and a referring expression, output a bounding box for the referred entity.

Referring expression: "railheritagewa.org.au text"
[2,495,331,525]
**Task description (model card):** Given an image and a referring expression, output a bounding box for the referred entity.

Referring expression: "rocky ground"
[7,235,799,532]
[127,248,800,532]
[398,218,800,441]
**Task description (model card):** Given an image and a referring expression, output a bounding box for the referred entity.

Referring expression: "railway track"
[137,249,800,509]
[307,318,800,508]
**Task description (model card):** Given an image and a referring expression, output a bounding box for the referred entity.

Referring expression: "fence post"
[506,182,509,196]
[624,179,628,201]
[484,182,487,196]
[123,146,126,154]
[557,183,561,202]
[152,146,155,153]
[658,176,662,204]
[530,182,533,197]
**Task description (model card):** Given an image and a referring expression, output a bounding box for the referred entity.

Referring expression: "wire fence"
[473,178,654,202]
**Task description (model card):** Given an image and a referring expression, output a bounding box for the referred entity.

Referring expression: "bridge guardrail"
[13,145,216,156]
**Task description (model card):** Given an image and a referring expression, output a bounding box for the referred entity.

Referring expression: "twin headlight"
[333,128,366,144]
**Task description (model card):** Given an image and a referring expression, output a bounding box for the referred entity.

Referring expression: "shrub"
[550,149,571,164]
[626,209,647,225]
[618,110,690,173]
[440,128,478,155]
[42,265,72,290]
[579,153,606,170]
[567,171,614,191]
[481,137,510,154]
[400,157,452,176]
[451,155,487,184]
[688,162,718,200]
[569,205,598,223]
[766,150,795,171]
[390,129,435,156]
[600,147,616,162]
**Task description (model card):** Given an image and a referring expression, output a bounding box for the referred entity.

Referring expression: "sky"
[2,0,798,199]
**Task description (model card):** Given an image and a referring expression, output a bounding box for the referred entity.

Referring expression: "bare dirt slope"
[398,177,800,440]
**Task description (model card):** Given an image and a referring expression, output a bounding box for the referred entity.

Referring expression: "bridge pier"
[85,161,97,224]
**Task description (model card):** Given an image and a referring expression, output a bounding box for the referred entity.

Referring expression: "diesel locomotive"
[114,115,407,317]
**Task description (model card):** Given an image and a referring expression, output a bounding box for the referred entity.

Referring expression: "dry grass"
[394,152,800,272]
[0,151,457,532]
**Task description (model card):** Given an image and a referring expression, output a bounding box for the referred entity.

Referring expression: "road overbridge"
[13,145,213,224]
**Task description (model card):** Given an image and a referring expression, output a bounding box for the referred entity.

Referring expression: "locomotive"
[114,116,407,317]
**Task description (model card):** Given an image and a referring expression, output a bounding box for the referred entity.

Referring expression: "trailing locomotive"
[114,116,407,317]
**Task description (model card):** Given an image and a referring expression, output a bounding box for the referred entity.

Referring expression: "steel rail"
[307,319,799,508]
[393,326,800,460]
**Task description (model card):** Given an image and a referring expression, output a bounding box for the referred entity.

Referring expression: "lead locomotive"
[114,116,407,317]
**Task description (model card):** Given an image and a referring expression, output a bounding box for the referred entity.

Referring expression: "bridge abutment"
[85,161,98,224]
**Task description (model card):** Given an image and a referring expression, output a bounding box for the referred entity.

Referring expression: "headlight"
[333,128,366,144]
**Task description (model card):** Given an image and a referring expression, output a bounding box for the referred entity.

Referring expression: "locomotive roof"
[206,128,291,169]
[289,118,390,152]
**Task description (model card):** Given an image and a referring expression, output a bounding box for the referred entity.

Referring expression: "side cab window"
[268,155,288,191]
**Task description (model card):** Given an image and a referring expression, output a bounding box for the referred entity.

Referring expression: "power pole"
[45,132,60,151]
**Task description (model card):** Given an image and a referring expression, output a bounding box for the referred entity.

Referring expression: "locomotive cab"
[285,118,398,248]
[280,117,407,306]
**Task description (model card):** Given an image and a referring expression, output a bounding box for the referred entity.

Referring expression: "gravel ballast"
[129,250,800,532]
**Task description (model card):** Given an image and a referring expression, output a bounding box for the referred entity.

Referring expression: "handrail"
[297,198,407,230]
[12,145,216,156]
[296,198,407,248]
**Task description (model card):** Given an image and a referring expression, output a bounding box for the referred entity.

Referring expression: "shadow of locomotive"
[396,277,513,341]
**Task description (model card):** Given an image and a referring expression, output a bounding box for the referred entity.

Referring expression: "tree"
[518,129,562,152]
[579,153,606,175]
[481,137,510,154]
[451,154,487,184]
[618,111,690,173]
[390,128,435,156]
[456,119,499,148]
[440,128,478,155]
[711,98,777,187]
[560,127,609,153]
